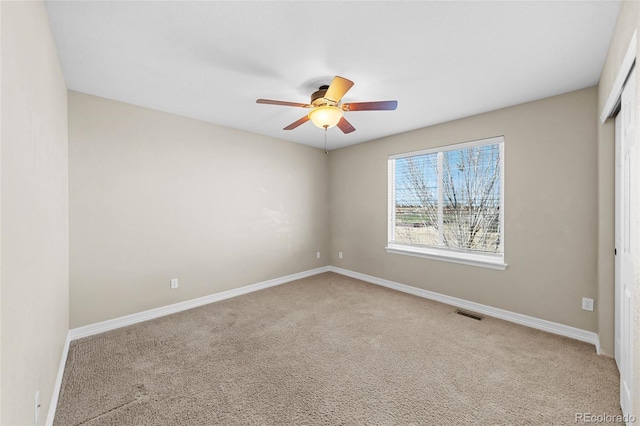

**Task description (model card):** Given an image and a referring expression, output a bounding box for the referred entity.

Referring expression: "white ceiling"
[45,1,621,150]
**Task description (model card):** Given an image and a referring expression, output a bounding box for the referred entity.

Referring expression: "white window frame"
[386,136,507,270]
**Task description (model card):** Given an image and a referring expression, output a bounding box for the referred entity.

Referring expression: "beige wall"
[597,118,615,356]
[330,87,598,332]
[596,0,640,415]
[1,1,69,425]
[68,92,329,328]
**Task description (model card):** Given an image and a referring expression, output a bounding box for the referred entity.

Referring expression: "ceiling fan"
[256,76,397,134]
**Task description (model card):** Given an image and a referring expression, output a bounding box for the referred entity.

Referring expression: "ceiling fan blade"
[283,115,310,130]
[336,117,356,134]
[324,76,354,103]
[257,99,310,108]
[342,100,398,111]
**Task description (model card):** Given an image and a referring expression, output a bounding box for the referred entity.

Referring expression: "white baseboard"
[67,264,602,349]
[328,266,601,353]
[69,266,330,341]
[45,332,71,426]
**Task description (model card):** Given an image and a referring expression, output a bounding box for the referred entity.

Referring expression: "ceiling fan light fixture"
[308,105,343,129]
[257,76,396,134]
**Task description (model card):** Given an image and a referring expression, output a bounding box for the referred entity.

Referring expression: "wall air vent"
[455,309,484,321]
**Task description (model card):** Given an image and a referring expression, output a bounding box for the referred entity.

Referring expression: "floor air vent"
[455,309,484,321]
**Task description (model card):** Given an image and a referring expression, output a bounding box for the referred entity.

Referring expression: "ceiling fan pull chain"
[324,127,328,154]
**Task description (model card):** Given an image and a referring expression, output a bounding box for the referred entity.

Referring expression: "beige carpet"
[55,272,622,425]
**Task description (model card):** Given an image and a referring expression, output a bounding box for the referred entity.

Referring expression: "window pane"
[442,144,501,253]
[394,153,439,247]
[389,138,503,257]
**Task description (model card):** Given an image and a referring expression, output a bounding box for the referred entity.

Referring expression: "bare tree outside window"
[391,141,503,255]
[394,154,439,246]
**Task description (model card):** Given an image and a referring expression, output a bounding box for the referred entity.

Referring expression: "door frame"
[600,30,636,124]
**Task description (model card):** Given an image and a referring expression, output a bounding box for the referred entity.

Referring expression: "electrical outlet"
[34,390,40,423]
[339,252,343,259]
[316,252,320,259]
[582,297,594,311]
[170,278,179,289]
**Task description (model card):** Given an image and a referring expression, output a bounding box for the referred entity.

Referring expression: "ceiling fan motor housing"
[311,85,333,107]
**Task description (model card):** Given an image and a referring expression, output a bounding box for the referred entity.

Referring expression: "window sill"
[385,244,507,270]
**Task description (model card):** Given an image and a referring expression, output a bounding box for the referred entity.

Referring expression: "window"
[387,136,506,270]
